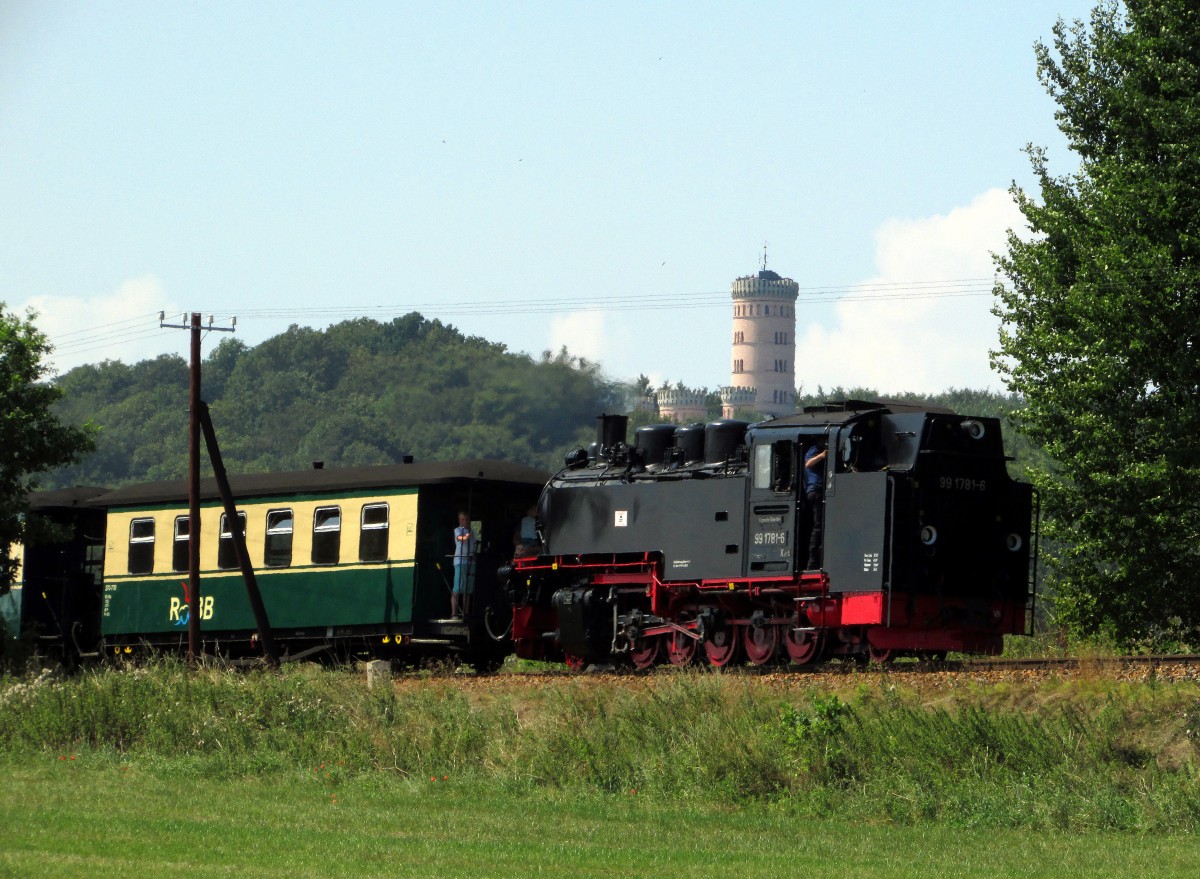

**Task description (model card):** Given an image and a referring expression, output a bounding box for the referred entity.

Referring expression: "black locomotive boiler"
[507,402,1036,667]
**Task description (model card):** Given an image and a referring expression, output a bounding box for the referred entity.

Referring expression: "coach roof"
[28,486,111,510]
[89,459,550,508]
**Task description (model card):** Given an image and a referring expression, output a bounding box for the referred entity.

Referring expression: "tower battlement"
[730,270,801,301]
[655,388,710,423]
[719,385,758,419]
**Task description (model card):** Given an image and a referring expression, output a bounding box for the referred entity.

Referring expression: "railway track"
[951,653,1200,671]
[385,653,1200,692]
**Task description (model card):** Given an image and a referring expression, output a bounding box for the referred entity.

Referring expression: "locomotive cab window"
[753,444,772,489]
[359,503,389,562]
[264,509,293,568]
[218,512,247,570]
[753,441,794,492]
[128,518,155,575]
[312,506,341,565]
[172,516,190,572]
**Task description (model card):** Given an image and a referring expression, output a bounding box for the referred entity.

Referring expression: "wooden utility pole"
[161,312,235,666]
[188,313,202,662]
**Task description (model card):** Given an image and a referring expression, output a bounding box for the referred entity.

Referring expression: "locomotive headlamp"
[960,420,988,439]
[1006,533,1024,552]
[961,420,986,440]
[920,525,938,545]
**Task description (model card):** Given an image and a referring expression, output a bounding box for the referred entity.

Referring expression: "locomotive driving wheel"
[743,624,779,666]
[868,645,894,664]
[784,628,821,665]
[666,630,698,666]
[704,626,739,668]
[630,637,660,669]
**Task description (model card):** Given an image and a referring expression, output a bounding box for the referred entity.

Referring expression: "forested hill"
[45,314,624,488]
[45,313,1035,490]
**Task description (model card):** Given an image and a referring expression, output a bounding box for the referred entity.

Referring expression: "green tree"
[0,305,95,586]
[993,0,1200,643]
[45,313,622,486]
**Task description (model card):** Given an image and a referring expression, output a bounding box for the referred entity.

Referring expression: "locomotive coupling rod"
[660,618,701,641]
[623,615,700,642]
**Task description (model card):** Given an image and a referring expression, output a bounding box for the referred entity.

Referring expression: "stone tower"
[721,265,799,419]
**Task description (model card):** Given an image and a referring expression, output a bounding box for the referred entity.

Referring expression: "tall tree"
[994,0,1200,643]
[0,305,95,587]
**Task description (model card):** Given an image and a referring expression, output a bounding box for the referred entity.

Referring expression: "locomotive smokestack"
[596,413,629,451]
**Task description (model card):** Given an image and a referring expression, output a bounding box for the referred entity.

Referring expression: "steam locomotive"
[506,402,1036,667]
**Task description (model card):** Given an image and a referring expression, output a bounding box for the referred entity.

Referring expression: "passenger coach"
[8,460,546,668]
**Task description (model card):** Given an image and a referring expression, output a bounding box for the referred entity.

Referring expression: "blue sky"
[2,1,1098,394]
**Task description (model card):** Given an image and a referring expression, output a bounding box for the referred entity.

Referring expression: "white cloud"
[17,275,181,376]
[795,188,1025,394]
[547,309,609,366]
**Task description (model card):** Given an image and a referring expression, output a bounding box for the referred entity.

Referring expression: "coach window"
[218,512,247,570]
[312,506,341,565]
[359,503,389,562]
[264,509,294,567]
[128,518,155,575]
[172,516,190,572]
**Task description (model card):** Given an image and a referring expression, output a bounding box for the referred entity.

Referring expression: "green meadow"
[2,661,1199,876]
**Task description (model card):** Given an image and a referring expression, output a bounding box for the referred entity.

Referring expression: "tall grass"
[777,691,1200,830]
[2,660,1198,831]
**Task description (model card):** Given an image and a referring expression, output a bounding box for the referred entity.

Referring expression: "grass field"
[3,660,1200,876]
[4,759,1200,879]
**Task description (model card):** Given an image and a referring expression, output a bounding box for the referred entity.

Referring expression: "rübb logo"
[169,594,214,625]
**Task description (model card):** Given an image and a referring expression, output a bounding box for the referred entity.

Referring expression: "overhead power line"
[45,276,1001,363]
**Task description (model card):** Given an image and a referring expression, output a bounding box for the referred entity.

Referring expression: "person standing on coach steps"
[451,511,475,618]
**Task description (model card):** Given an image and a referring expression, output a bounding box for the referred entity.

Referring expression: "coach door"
[746,438,798,575]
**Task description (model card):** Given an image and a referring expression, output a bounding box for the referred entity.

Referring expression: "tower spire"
[760,241,769,272]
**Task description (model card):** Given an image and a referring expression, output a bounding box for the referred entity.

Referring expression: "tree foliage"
[993,0,1200,643]
[0,305,95,587]
[47,314,622,488]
